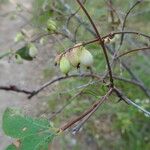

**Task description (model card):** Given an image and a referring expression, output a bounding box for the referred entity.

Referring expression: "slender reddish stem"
[62,31,150,54]
[76,0,114,87]
[116,47,150,58]
[60,88,113,131]
[120,0,143,46]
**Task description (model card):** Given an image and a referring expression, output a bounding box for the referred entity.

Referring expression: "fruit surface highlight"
[29,44,38,58]
[80,48,93,68]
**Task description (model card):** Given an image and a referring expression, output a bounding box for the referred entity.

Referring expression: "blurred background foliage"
[1,0,150,149]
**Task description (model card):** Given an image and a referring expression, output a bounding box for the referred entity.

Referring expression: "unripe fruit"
[59,55,71,75]
[15,54,23,64]
[14,32,24,42]
[29,44,38,58]
[47,19,57,31]
[80,48,93,68]
[66,43,83,68]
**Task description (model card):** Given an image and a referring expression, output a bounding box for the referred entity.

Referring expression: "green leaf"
[21,134,50,150]
[16,46,33,61]
[6,144,16,150]
[3,108,57,150]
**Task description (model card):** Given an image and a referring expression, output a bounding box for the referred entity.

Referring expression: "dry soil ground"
[0,1,54,149]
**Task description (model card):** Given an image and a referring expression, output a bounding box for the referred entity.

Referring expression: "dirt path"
[0,1,54,149]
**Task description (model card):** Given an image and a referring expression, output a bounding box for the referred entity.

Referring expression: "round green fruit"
[59,55,71,75]
[47,19,57,31]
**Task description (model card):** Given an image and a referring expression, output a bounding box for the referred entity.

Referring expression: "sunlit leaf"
[15,46,33,61]
[3,108,57,150]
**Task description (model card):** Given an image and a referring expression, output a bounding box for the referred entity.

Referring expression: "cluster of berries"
[55,43,94,75]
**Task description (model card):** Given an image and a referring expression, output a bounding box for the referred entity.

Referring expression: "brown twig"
[60,88,113,131]
[106,45,150,98]
[112,75,150,98]
[116,47,150,58]
[119,0,143,46]
[74,22,83,43]
[28,73,104,99]
[50,90,84,120]
[76,0,114,87]
[60,31,150,55]
[114,87,150,116]
[106,0,121,24]
[66,0,87,28]
[121,62,150,97]
[71,88,112,134]
[111,31,150,39]
[0,85,32,95]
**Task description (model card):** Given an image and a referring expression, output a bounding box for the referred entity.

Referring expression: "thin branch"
[76,0,114,87]
[106,0,121,24]
[74,22,83,43]
[66,0,87,28]
[114,87,150,117]
[72,88,111,134]
[59,0,150,43]
[107,0,115,32]
[58,0,96,36]
[61,31,150,55]
[116,47,150,58]
[50,91,83,119]
[112,75,150,98]
[0,85,32,95]
[120,0,143,46]
[111,31,150,39]
[122,62,150,97]
[58,0,150,41]
[28,73,104,99]
[60,88,113,132]
[106,45,150,98]
[60,79,101,94]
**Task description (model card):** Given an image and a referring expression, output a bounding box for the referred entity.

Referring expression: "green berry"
[59,55,71,75]
[47,19,57,31]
